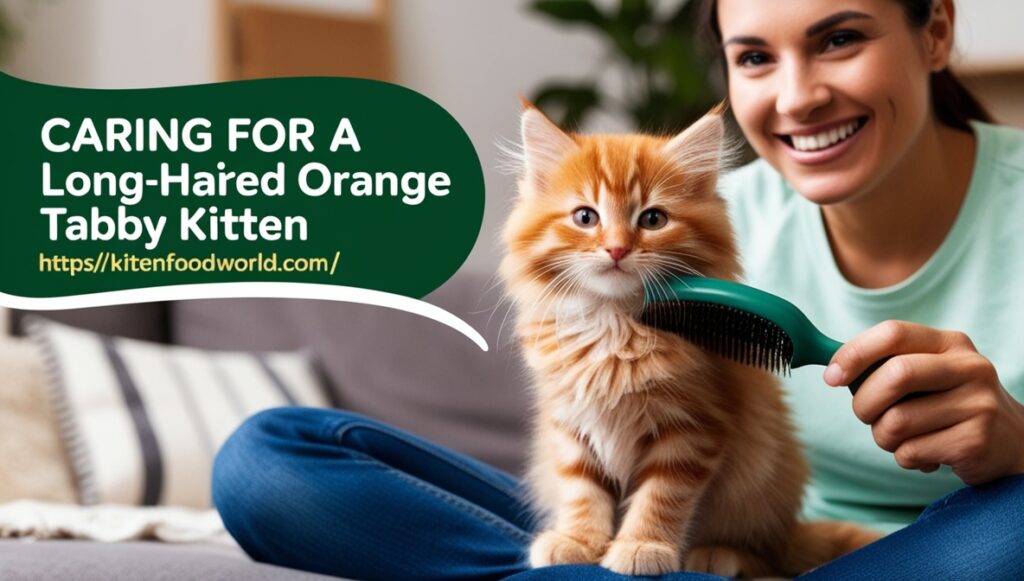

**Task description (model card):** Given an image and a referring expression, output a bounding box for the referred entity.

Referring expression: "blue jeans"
[212,407,1024,580]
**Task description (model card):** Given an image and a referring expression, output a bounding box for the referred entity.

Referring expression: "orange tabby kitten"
[500,103,881,577]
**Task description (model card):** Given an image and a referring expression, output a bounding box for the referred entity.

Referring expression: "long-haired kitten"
[499,103,881,578]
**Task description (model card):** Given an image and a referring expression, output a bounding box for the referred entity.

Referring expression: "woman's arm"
[824,320,1024,485]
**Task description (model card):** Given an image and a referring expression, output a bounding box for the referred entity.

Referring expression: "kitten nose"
[605,247,631,262]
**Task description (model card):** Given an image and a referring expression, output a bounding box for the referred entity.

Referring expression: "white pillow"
[27,317,331,508]
[0,337,77,504]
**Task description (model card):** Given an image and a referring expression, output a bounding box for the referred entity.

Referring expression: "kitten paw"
[600,539,680,576]
[529,530,608,567]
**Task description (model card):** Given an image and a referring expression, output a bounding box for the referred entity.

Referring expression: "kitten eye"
[638,209,667,230]
[572,207,600,229]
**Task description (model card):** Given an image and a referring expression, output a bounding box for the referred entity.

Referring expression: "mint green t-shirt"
[719,121,1024,534]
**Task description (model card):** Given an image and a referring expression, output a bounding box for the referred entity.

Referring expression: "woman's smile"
[774,116,871,165]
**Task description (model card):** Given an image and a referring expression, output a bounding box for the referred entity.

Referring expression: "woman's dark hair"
[698,0,994,131]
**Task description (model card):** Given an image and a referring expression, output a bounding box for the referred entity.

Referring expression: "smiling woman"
[714,0,985,210]
[699,0,1024,578]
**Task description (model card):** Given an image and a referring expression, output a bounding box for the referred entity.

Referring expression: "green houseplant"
[528,0,720,133]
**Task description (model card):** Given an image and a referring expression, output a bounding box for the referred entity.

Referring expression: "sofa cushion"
[0,540,343,581]
[171,271,532,476]
[28,318,332,507]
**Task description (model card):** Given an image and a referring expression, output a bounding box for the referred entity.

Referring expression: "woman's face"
[719,0,943,205]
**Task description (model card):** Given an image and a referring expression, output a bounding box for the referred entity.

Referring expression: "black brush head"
[641,300,794,375]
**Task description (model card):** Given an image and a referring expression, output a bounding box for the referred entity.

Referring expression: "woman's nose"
[775,63,831,121]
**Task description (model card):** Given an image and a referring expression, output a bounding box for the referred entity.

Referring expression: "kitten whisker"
[548,270,588,365]
[639,254,703,279]
[494,256,582,346]
[647,254,703,276]
[634,266,661,356]
[494,135,526,176]
[532,266,587,354]
[529,263,582,331]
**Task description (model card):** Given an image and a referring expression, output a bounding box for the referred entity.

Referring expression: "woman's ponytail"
[930,69,994,131]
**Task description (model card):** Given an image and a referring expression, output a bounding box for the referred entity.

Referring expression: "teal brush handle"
[795,322,891,397]
[794,323,902,397]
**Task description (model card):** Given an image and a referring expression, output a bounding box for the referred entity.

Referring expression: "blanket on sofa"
[0,500,234,545]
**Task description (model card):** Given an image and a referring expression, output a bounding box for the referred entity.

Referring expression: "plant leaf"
[529,0,607,30]
[618,0,651,31]
[526,0,721,134]
[667,0,702,30]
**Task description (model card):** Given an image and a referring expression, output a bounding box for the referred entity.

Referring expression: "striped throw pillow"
[26,316,331,508]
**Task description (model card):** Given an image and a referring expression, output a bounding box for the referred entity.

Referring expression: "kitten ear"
[661,103,731,188]
[519,99,577,190]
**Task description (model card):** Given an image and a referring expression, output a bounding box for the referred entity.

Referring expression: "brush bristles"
[641,300,794,375]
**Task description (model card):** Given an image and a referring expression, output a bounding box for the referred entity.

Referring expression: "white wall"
[2,0,214,88]
[1,0,95,87]
[955,0,1024,68]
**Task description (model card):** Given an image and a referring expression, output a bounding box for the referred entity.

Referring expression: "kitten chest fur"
[526,301,704,489]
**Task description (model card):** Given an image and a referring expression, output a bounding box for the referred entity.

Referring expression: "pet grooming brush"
[641,276,891,396]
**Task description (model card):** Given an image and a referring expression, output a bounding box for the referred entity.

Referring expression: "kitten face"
[504,106,740,304]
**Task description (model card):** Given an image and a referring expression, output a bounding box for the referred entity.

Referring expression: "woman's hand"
[824,320,1024,485]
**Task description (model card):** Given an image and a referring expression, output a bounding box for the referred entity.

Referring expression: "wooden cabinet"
[216,0,392,82]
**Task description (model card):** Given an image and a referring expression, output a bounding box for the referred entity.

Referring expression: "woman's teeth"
[789,119,863,152]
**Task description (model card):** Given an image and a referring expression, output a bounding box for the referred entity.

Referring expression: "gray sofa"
[0,271,532,580]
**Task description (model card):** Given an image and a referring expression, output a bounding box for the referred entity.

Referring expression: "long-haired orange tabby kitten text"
[500,102,880,577]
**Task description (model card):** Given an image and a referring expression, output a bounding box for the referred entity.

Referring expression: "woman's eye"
[824,30,863,51]
[572,207,599,228]
[638,209,667,230]
[737,51,770,68]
